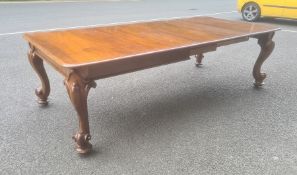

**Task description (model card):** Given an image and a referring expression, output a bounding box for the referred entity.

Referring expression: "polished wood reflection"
[24,17,278,67]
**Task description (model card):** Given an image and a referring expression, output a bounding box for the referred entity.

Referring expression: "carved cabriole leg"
[28,44,50,105]
[195,53,204,67]
[253,32,275,87]
[64,71,96,154]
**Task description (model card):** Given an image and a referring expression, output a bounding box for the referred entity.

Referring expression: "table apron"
[75,49,191,80]
[73,37,250,80]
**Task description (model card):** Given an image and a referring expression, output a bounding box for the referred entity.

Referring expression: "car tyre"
[242,3,261,22]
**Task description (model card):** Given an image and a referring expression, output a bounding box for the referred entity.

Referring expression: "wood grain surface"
[24,17,279,68]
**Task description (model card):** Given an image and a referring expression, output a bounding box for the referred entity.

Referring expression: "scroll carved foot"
[195,54,204,67]
[28,44,50,105]
[253,32,275,87]
[72,132,92,154]
[64,72,96,154]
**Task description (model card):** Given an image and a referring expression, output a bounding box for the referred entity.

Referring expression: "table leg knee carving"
[253,32,275,87]
[28,44,50,105]
[64,72,96,154]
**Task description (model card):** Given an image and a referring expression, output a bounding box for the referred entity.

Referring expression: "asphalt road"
[0,0,297,174]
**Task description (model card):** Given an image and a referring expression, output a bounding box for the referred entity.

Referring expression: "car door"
[282,0,297,19]
[260,0,284,17]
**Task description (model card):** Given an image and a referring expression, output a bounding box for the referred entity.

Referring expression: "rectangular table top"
[24,17,279,68]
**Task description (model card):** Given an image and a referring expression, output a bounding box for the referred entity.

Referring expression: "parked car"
[237,0,297,22]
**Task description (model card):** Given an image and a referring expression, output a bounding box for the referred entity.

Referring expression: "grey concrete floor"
[0,0,297,174]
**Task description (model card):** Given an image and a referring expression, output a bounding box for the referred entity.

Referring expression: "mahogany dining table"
[24,16,280,154]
